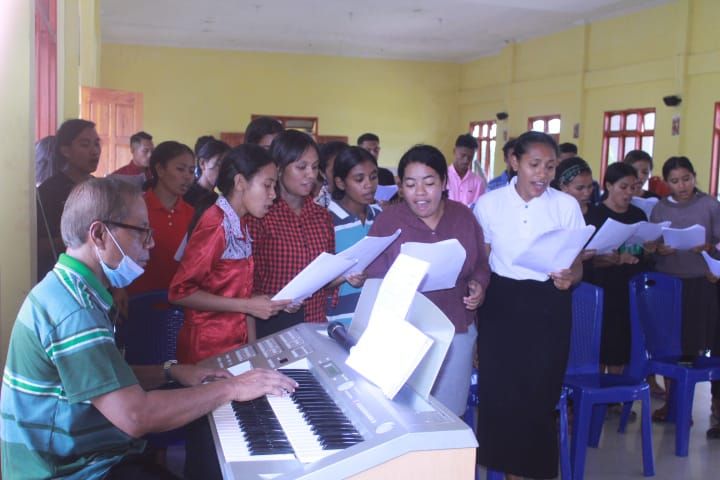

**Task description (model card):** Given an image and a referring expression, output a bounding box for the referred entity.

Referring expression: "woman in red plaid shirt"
[247,130,335,339]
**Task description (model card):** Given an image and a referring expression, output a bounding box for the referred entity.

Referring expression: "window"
[711,103,720,197]
[528,115,561,142]
[35,0,57,141]
[252,114,318,136]
[600,108,655,184]
[469,120,496,178]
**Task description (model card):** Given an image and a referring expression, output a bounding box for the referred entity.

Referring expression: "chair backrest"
[626,272,683,379]
[119,290,184,365]
[566,282,604,376]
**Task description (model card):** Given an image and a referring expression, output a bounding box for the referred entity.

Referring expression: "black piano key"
[275,369,365,451]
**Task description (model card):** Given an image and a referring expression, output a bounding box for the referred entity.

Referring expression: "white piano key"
[212,403,294,462]
[266,393,341,464]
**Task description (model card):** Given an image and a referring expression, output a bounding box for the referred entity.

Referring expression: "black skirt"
[476,273,572,479]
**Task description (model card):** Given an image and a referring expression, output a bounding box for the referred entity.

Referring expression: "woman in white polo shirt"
[473,131,585,480]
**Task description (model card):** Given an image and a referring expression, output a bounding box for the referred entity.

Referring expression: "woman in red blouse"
[247,130,335,339]
[169,145,292,363]
[127,141,196,296]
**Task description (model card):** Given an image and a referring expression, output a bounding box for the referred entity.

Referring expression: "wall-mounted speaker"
[663,95,682,107]
[496,112,509,120]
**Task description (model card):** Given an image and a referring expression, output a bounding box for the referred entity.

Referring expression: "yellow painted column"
[0,0,35,368]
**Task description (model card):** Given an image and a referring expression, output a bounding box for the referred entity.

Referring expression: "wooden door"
[220,132,244,147]
[80,87,143,177]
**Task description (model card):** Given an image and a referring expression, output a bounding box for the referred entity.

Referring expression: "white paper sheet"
[662,225,706,250]
[374,185,398,202]
[701,251,720,277]
[345,318,433,399]
[626,221,671,245]
[631,196,659,219]
[585,218,638,254]
[345,254,434,399]
[368,254,429,325]
[337,229,401,275]
[512,226,595,275]
[271,252,357,303]
[400,239,466,292]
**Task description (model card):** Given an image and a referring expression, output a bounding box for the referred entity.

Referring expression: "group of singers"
[12,114,720,480]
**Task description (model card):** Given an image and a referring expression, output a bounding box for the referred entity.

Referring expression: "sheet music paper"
[368,254,429,325]
[626,221,671,245]
[631,196,659,219]
[512,226,595,275]
[272,252,357,303]
[585,218,638,254]
[337,229,401,275]
[345,319,433,399]
[346,254,433,399]
[374,185,398,202]
[662,225,706,250]
[701,251,720,277]
[400,239,466,292]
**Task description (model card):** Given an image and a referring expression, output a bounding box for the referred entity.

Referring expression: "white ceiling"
[101,0,672,63]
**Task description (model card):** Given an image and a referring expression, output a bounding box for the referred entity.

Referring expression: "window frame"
[527,114,561,143]
[710,102,720,197]
[35,0,57,141]
[600,107,656,185]
[469,120,497,178]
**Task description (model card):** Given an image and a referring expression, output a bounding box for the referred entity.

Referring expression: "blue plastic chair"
[120,290,184,365]
[463,367,479,429]
[564,282,654,480]
[117,290,186,450]
[626,272,720,457]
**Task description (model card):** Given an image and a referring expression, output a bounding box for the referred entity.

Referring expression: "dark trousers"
[105,454,180,480]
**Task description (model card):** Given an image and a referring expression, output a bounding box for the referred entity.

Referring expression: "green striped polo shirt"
[1,254,143,479]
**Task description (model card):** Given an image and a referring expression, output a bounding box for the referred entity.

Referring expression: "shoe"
[707,426,720,439]
[652,404,668,423]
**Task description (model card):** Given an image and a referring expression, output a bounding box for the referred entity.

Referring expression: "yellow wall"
[0,0,34,367]
[100,44,461,167]
[58,0,101,120]
[458,0,720,189]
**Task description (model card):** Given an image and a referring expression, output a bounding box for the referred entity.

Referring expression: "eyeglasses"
[103,220,154,245]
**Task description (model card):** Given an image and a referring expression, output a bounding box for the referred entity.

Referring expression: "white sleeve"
[473,196,492,245]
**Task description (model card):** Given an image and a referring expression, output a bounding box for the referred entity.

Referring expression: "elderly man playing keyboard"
[0,177,296,480]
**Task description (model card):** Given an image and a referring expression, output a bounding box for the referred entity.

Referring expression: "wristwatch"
[163,359,178,383]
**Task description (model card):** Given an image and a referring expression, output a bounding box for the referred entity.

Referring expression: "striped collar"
[53,254,113,311]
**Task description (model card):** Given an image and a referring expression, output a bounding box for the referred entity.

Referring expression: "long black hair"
[331,146,377,201]
[188,144,276,236]
[146,141,194,190]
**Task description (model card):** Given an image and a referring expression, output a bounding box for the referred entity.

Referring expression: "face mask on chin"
[95,226,145,288]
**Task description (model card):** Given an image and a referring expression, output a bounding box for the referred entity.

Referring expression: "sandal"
[652,404,668,423]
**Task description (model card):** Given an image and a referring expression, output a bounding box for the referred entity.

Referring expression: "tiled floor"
[168,381,720,479]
